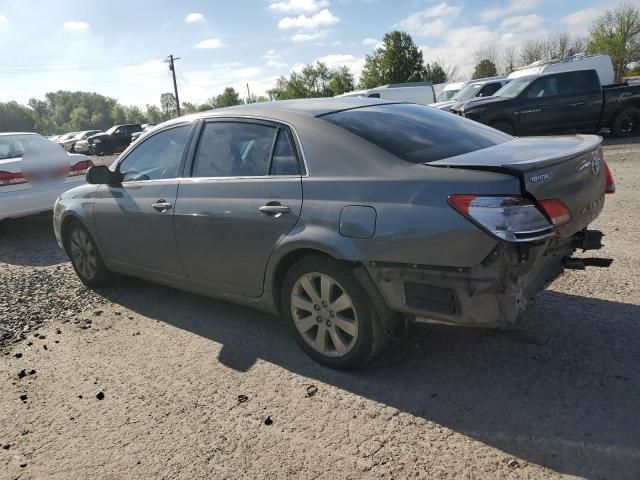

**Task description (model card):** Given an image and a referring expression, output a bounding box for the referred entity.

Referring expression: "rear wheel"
[281,255,387,369]
[491,121,516,136]
[65,221,112,287]
[611,107,640,137]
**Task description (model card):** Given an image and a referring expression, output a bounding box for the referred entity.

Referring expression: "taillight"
[0,171,26,186]
[537,199,571,226]
[604,161,615,194]
[448,195,554,242]
[69,159,95,177]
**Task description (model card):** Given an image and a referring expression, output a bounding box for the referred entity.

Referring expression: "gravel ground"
[0,140,638,479]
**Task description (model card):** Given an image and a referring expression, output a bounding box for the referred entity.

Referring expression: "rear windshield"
[0,134,54,160]
[321,103,511,164]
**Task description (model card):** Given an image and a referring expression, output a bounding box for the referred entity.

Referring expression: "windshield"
[58,132,77,141]
[495,79,531,99]
[322,103,511,164]
[436,90,459,102]
[105,126,118,135]
[452,84,483,101]
[0,134,57,160]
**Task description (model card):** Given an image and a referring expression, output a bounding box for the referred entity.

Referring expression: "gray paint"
[53,98,607,327]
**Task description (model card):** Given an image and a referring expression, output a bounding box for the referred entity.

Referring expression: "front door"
[174,120,303,297]
[93,123,193,276]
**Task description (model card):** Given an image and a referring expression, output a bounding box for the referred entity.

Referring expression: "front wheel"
[65,221,112,288]
[611,107,640,137]
[281,255,387,369]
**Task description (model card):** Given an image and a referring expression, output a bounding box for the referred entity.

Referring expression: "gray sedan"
[53,98,615,369]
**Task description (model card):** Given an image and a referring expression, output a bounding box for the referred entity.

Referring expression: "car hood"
[429,100,457,109]
[88,133,109,141]
[451,95,507,112]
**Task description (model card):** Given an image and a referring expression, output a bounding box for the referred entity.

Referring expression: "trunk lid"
[430,135,607,238]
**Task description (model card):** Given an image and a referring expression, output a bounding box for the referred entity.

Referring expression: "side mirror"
[86,165,121,185]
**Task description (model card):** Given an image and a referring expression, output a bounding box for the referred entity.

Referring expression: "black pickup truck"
[450,69,640,137]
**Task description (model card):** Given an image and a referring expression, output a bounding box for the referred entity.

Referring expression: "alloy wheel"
[290,272,359,357]
[69,228,97,280]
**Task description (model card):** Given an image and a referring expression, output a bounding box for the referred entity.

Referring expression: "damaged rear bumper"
[365,230,610,328]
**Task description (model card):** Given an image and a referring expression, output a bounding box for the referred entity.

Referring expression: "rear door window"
[321,103,510,164]
[270,129,300,176]
[192,122,278,177]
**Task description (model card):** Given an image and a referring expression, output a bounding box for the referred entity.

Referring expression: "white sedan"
[0,132,94,221]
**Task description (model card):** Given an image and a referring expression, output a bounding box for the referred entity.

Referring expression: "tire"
[611,107,640,137]
[64,221,113,288]
[281,254,388,369]
[491,121,516,136]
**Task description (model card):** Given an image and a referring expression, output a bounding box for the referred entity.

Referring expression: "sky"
[0,0,617,108]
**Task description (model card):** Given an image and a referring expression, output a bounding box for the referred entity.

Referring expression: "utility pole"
[246,83,251,103]
[165,54,181,116]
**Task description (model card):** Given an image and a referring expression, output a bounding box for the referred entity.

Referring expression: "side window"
[367,92,381,98]
[480,83,502,97]
[192,122,277,177]
[524,76,559,98]
[569,71,599,93]
[270,129,300,176]
[118,125,191,182]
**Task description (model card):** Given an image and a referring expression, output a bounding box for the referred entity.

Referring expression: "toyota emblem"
[590,151,601,175]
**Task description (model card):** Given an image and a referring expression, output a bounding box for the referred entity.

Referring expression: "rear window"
[321,103,511,164]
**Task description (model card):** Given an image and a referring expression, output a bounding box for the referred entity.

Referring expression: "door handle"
[259,204,291,216]
[152,200,173,212]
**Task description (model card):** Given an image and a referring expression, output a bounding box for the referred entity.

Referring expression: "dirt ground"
[1,139,639,479]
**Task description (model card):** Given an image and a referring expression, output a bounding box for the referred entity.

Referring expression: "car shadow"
[601,135,640,147]
[0,213,68,267]
[99,278,640,480]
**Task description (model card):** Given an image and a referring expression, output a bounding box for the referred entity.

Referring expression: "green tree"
[329,66,355,95]
[588,2,640,81]
[111,104,128,124]
[423,62,447,84]
[472,59,498,79]
[145,105,163,123]
[0,101,35,132]
[359,31,426,88]
[126,105,147,124]
[160,93,177,119]
[212,87,242,108]
[69,106,91,130]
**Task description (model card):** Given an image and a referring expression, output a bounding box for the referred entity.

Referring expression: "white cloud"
[185,13,205,23]
[481,0,540,22]
[278,9,339,29]
[268,0,329,13]
[0,15,7,24]
[563,7,600,33]
[194,38,225,49]
[396,3,462,37]
[267,59,288,68]
[362,37,380,46]
[316,53,366,80]
[63,21,89,31]
[292,30,328,42]
[501,14,543,33]
[234,67,262,78]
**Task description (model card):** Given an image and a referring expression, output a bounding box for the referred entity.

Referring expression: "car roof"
[165,97,393,126]
[0,132,37,136]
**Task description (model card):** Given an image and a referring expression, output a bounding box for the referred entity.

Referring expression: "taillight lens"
[448,195,554,242]
[537,199,571,226]
[0,171,26,186]
[69,159,95,177]
[604,161,615,194]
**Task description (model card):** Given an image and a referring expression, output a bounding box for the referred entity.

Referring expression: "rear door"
[93,123,194,276]
[174,119,303,297]
[557,71,603,132]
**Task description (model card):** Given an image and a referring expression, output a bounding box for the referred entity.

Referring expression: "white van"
[361,82,436,105]
[508,54,615,86]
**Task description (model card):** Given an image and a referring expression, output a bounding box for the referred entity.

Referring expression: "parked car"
[54,98,614,369]
[362,82,435,105]
[450,69,640,137]
[430,76,508,112]
[130,124,157,143]
[75,124,142,155]
[59,130,101,153]
[435,81,465,102]
[0,132,93,221]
